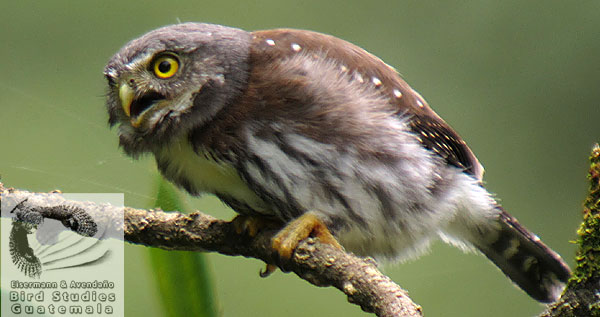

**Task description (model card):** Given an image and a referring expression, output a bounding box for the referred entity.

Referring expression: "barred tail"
[475,209,571,303]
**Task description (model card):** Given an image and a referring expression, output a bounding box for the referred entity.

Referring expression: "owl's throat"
[130,91,165,118]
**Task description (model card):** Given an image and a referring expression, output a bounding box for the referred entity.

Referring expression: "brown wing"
[249,29,484,180]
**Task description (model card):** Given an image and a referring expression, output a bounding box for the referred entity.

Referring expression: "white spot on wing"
[266,39,275,46]
[291,43,302,52]
[412,89,426,108]
[393,89,402,98]
[371,77,382,87]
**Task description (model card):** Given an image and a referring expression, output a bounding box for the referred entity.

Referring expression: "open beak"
[118,83,165,128]
[119,83,134,118]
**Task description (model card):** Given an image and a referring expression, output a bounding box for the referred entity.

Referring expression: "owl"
[104,23,570,302]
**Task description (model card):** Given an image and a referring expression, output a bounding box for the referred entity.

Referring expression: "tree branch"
[0,181,422,317]
[540,144,600,316]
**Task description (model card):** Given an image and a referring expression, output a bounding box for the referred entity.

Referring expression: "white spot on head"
[371,77,382,87]
[291,43,302,52]
[266,39,275,46]
[393,89,402,98]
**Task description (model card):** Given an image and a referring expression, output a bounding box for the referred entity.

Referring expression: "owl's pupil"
[158,61,171,73]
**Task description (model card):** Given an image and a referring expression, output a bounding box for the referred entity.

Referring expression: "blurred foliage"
[1,1,599,316]
[149,177,218,317]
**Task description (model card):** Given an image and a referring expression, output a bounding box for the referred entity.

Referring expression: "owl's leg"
[272,212,342,260]
[231,215,282,277]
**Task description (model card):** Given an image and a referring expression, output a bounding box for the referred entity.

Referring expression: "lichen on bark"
[542,144,600,317]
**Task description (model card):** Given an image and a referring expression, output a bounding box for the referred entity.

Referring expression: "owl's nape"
[105,22,570,304]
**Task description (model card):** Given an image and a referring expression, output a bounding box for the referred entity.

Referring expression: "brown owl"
[104,23,570,302]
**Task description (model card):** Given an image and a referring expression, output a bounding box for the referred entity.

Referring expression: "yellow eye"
[152,54,179,79]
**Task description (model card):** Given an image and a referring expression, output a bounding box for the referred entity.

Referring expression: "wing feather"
[250,29,484,180]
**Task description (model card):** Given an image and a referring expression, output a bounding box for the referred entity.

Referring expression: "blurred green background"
[1,1,599,316]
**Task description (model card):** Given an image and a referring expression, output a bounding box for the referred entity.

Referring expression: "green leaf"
[147,176,219,317]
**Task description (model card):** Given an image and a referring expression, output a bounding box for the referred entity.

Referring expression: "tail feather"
[476,208,571,303]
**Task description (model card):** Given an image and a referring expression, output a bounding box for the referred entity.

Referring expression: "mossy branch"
[0,181,422,317]
[541,144,600,317]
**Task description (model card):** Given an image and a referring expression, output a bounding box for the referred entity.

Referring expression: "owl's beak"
[119,83,134,117]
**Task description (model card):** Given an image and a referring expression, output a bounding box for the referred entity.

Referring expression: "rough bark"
[0,182,422,317]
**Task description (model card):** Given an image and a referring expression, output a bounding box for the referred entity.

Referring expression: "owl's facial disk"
[104,23,252,155]
[106,51,187,130]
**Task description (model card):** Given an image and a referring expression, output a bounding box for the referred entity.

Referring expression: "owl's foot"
[272,212,342,262]
[231,215,280,237]
[231,215,282,277]
[232,213,342,278]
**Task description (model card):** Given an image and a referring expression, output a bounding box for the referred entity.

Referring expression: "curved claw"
[232,213,342,278]
[259,264,278,278]
[271,212,342,260]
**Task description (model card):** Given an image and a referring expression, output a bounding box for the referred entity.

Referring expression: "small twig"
[0,182,422,317]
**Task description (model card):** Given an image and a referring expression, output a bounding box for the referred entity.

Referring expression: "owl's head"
[104,23,251,156]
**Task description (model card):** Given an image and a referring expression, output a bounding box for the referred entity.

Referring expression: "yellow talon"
[272,212,342,260]
[231,213,342,277]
